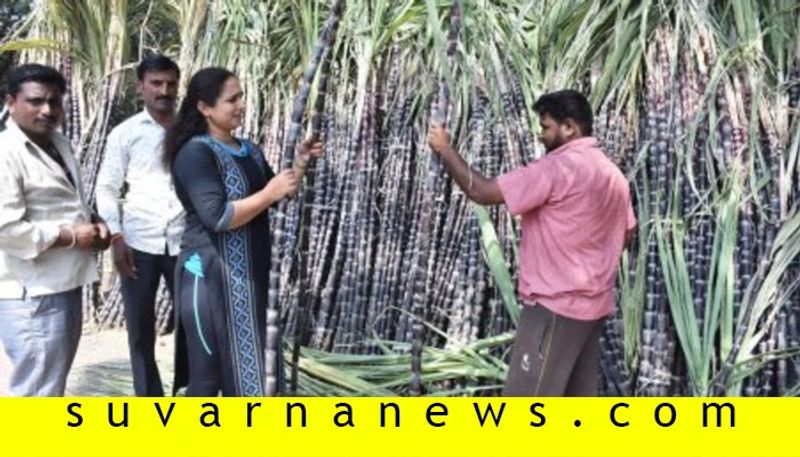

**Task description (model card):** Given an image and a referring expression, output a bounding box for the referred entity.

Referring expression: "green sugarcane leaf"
[0,38,62,52]
[473,205,519,326]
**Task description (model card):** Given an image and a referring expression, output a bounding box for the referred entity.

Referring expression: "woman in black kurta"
[164,67,322,396]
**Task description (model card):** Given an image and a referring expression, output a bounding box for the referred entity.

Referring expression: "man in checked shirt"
[96,55,184,396]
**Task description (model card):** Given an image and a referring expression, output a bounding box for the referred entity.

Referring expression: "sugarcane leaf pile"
[5,0,800,396]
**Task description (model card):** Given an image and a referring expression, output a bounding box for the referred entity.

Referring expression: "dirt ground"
[0,327,175,396]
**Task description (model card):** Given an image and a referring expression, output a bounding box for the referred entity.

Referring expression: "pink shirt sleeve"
[497,158,558,216]
[626,195,637,231]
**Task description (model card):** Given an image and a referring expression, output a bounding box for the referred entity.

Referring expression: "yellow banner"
[0,398,792,456]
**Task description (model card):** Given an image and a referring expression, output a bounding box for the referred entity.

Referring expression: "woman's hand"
[294,137,324,169]
[263,169,298,201]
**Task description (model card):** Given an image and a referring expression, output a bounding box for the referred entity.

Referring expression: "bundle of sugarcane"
[285,0,346,395]
[407,0,462,396]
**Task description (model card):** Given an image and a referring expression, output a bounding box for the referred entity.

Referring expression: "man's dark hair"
[136,54,180,81]
[7,63,66,96]
[533,89,594,135]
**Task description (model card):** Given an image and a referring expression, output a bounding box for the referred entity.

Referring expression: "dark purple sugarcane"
[636,86,660,395]
[464,208,482,342]
[268,0,346,312]
[308,101,337,280]
[422,19,467,345]
[350,88,379,351]
[366,48,405,344]
[290,20,341,393]
[465,89,496,341]
[431,191,466,343]
[443,203,472,346]
[379,110,415,342]
[61,55,81,145]
[343,105,372,351]
[494,68,525,169]
[342,93,374,351]
[291,0,344,380]
[332,106,368,351]
[448,251,469,345]
[599,318,632,395]
[681,57,706,325]
[410,0,462,396]
[314,106,360,351]
[642,48,671,395]
[384,139,416,344]
[776,311,788,393]
[267,0,345,396]
[511,77,537,163]
[310,106,355,350]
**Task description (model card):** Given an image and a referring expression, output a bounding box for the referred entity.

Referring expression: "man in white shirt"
[0,64,111,396]
[96,55,184,396]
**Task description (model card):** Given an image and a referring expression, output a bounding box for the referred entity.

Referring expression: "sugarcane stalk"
[290,1,343,392]
[268,0,345,396]
[410,0,462,396]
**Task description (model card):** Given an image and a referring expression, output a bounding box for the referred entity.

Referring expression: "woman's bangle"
[293,156,308,169]
[65,227,77,249]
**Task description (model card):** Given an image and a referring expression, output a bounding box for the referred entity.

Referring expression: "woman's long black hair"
[163,67,236,169]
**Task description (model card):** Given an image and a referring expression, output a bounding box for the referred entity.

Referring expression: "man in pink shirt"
[429,90,636,396]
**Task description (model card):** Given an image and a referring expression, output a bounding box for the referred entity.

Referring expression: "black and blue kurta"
[171,135,276,396]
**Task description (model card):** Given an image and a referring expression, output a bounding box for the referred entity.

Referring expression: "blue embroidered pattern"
[184,253,213,356]
[194,135,265,396]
